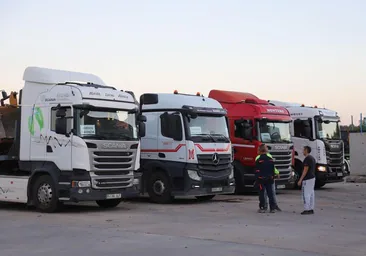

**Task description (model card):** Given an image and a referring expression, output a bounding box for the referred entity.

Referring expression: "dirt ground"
[0,182,365,256]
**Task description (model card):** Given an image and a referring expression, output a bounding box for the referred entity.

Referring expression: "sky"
[0,0,365,124]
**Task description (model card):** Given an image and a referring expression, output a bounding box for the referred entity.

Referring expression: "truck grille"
[268,150,292,181]
[89,149,135,189]
[197,154,231,177]
[325,141,344,168]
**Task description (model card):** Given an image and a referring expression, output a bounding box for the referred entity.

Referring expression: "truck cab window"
[234,119,253,140]
[50,107,72,132]
[294,119,312,139]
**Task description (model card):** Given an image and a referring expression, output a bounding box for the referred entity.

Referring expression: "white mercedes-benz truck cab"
[269,101,346,188]
[138,91,235,203]
[0,67,145,212]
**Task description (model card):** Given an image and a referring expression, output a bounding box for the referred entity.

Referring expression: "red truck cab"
[208,90,295,193]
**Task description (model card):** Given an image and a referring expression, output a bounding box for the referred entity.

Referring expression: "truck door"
[158,111,186,164]
[46,104,73,171]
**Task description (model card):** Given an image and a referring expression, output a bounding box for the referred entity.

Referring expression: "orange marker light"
[174,90,178,94]
[301,104,305,107]
[196,92,201,96]
[314,105,318,108]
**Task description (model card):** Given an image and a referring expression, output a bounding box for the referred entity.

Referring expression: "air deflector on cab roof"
[140,94,159,105]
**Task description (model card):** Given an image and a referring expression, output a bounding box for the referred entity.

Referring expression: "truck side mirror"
[140,94,158,105]
[56,108,66,118]
[55,117,67,135]
[139,122,146,137]
[138,115,147,122]
[171,114,183,141]
[1,91,8,100]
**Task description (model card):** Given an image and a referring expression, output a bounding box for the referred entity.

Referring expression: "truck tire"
[234,167,246,194]
[96,199,122,208]
[147,171,173,204]
[195,195,215,201]
[315,180,326,189]
[293,163,302,190]
[32,175,61,213]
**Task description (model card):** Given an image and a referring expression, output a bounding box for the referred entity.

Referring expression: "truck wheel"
[234,167,246,194]
[195,195,215,201]
[147,171,173,204]
[32,175,61,213]
[315,181,326,189]
[293,164,302,190]
[96,199,122,208]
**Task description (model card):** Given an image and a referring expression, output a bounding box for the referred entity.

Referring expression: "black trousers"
[258,181,276,210]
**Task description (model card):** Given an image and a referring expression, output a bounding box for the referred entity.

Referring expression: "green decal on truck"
[28,107,44,135]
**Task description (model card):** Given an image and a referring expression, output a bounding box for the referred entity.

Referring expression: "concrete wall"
[350,133,366,175]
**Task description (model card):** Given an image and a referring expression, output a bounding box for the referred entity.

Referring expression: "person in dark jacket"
[255,144,277,213]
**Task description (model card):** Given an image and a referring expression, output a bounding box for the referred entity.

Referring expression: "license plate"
[337,173,343,177]
[106,193,121,199]
[277,185,286,189]
[212,187,223,192]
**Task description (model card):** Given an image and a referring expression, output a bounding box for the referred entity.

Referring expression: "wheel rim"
[153,180,165,195]
[37,183,53,206]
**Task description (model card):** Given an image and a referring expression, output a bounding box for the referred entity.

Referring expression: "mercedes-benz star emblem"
[212,153,220,165]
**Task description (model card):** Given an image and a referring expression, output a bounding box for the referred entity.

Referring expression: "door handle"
[158,153,166,158]
[46,145,53,153]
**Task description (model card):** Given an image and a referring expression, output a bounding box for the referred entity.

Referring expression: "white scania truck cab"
[0,67,145,212]
[269,101,345,188]
[138,91,235,203]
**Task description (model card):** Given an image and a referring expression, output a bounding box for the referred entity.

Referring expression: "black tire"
[315,180,326,189]
[32,175,61,213]
[293,163,302,190]
[96,199,122,208]
[234,167,246,194]
[195,195,215,201]
[147,171,173,204]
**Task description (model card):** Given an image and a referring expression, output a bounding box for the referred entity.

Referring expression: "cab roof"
[23,66,106,85]
[140,92,223,111]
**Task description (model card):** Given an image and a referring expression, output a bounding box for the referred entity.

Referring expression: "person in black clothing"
[297,146,316,215]
[255,144,277,213]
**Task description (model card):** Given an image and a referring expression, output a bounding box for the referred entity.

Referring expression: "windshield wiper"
[82,134,108,140]
[209,133,230,142]
[100,132,136,140]
[191,134,216,142]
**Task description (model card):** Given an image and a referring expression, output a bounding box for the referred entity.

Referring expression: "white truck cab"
[269,101,345,188]
[138,91,235,203]
[0,67,145,212]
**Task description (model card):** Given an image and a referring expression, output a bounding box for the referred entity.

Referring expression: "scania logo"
[274,145,288,150]
[330,144,339,149]
[101,142,127,149]
[212,153,220,165]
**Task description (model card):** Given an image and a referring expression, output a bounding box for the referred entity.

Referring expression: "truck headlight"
[317,166,326,172]
[72,181,91,188]
[187,170,202,181]
[290,170,295,177]
[229,168,234,179]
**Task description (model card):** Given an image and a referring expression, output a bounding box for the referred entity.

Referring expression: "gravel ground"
[0,182,365,256]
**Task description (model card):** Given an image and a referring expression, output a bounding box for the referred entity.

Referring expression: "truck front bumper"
[67,185,139,202]
[172,178,236,197]
[316,164,345,183]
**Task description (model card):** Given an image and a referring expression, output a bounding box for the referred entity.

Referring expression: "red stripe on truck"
[141,144,186,153]
[194,144,231,152]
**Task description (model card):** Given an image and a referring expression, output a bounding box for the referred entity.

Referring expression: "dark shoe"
[301,210,314,215]
[257,208,266,213]
[270,209,276,213]
[275,205,282,212]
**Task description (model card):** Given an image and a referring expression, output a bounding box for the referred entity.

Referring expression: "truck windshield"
[74,108,138,141]
[186,115,229,142]
[258,121,291,143]
[316,120,340,140]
